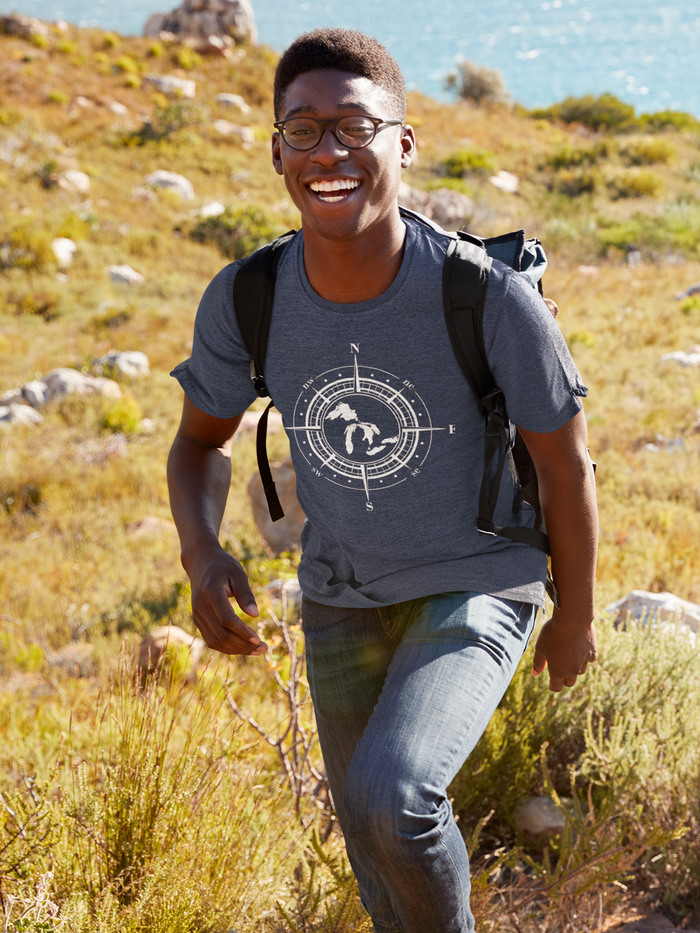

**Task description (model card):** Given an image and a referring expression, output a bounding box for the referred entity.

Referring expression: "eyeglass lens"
[282,116,377,149]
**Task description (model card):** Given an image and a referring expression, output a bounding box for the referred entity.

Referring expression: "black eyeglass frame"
[273,115,404,150]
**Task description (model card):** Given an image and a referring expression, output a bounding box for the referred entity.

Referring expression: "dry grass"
[2,21,700,932]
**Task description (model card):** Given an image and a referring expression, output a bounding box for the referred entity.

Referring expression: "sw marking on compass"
[290,347,453,510]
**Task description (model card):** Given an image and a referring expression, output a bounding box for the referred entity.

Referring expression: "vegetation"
[445,59,510,107]
[1,19,700,933]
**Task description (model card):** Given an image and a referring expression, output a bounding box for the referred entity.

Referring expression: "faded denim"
[302,591,537,933]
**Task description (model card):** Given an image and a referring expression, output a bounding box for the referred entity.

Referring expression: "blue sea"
[2,0,699,116]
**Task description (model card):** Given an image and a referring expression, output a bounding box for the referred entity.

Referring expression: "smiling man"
[168,28,598,933]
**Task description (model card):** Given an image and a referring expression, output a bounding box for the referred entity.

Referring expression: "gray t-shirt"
[172,218,587,608]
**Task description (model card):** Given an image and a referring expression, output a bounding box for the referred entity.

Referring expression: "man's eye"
[287,123,316,137]
[342,121,373,136]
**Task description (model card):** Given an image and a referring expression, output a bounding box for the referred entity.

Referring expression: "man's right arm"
[167,395,267,656]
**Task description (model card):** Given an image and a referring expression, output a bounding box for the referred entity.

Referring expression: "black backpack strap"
[443,238,551,557]
[233,231,296,522]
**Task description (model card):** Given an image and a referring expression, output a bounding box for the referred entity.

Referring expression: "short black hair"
[274,28,406,121]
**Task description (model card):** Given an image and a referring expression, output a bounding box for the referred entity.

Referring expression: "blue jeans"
[302,591,538,933]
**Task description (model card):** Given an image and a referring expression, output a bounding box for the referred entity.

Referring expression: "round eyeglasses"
[274,115,403,151]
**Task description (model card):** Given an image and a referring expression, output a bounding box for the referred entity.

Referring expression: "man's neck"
[302,210,407,304]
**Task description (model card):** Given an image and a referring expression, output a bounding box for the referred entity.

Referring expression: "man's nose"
[309,126,350,164]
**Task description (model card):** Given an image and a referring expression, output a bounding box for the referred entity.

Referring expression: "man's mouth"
[308,178,361,203]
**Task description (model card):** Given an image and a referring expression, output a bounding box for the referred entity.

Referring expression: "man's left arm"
[517,409,598,692]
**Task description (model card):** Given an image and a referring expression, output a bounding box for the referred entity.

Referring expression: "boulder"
[398,182,473,231]
[247,456,305,555]
[143,0,256,44]
[212,120,255,146]
[0,388,24,406]
[51,237,77,268]
[674,282,700,301]
[138,625,206,684]
[57,170,91,194]
[0,404,44,427]
[108,101,129,116]
[108,264,145,285]
[144,73,196,98]
[0,14,49,40]
[192,200,226,218]
[605,590,700,636]
[513,796,566,845]
[43,368,122,400]
[489,170,519,194]
[235,408,283,438]
[145,169,195,200]
[22,380,49,408]
[215,92,251,113]
[660,346,700,368]
[47,643,95,678]
[95,350,151,377]
[191,34,233,57]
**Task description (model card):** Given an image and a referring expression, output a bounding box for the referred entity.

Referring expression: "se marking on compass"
[289,345,455,510]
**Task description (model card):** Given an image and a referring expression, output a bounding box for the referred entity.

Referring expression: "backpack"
[233,207,559,602]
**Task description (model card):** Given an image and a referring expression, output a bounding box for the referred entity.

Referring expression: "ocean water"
[2,0,699,116]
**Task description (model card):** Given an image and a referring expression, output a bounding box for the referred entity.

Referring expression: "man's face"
[272,69,415,242]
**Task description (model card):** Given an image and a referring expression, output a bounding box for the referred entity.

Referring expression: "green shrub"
[553,168,599,197]
[8,291,61,321]
[638,110,700,133]
[56,39,78,55]
[444,60,509,106]
[593,197,700,257]
[607,169,664,199]
[128,102,204,144]
[101,395,143,435]
[441,147,496,178]
[686,160,700,181]
[147,41,164,57]
[680,296,700,315]
[426,177,473,196]
[15,643,44,673]
[620,138,676,165]
[124,73,141,89]
[0,108,22,126]
[531,93,636,132]
[0,226,54,271]
[190,205,285,260]
[113,55,140,74]
[46,90,69,106]
[102,31,119,49]
[174,47,202,71]
[544,140,613,170]
[30,33,50,49]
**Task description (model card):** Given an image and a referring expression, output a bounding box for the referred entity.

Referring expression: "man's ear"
[400,124,417,169]
[271,132,284,175]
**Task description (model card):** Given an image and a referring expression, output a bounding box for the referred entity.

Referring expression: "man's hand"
[531,615,597,691]
[185,542,267,657]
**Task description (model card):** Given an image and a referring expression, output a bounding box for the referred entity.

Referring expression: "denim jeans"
[302,591,538,933]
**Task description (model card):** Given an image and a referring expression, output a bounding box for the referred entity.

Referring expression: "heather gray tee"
[172,218,587,608]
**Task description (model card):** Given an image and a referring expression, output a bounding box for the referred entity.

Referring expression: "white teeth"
[309,179,360,193]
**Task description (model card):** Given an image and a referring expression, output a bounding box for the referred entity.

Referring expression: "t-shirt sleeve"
[170,261,258,418]
[483,260,588,433]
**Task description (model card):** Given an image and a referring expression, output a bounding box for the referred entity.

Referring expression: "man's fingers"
[194,584,267,655]
[531,652,547,676]
[224,574,259,617]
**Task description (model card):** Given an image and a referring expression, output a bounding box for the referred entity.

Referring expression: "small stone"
[247,456,305,555]
[48,643,95,678]
[138,625,206,684]
[95,350,151,377]
[213,120,255,146]
[108,100,128,116]
[263,577,302,620]
[22,380,49,408]
[145,169,195,200]
[126,515,178,537]
[513,796,566,845]
[234,408,283,438]
[192,200,226,217]
[489,170,520,193]
[144,73,196,98]
[675,281,700,301]
[43,368,122,400]
[108,264,146,286]
[73,96,93,109]
[0,404,44,427]
[578,265,599,276]
[57,170,91,194]
[0,388,24,406]
[215,92,251,113]
[660,346,700,368]
[51,237,77,268]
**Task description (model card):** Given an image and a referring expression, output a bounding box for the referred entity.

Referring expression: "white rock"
[138,625,206,684]
[0,388,24,405]
[108,264,145,286]
[51,237,77,268]
[213,120,255,146]
[674,282,700,301]
[248,456,305,555]
[578,265,599,277]
[43,368,122,400]
[263,577,302,620]
[215,92,251,113]
[95,350,151,377]
[144,73,196,99]
[192,200,226,218]
[605,590,700,636]
[660,346,700,368]
[74,96,93,109]
[489,170,520,194]
[234,408,283,438]
[58,170,91,194]
[22,380,49,408]
[0,403,44,427]
[145,169,195,200]
[398,182,474,231]
[108,101,128,116]
[126,515,178,537]
[513,796,566,844]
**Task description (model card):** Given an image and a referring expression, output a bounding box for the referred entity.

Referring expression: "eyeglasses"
[273,115,403,151]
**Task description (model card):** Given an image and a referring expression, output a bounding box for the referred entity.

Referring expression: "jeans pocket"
[377,604,403,645]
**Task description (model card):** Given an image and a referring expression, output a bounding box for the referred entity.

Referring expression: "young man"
[168,28,598,933]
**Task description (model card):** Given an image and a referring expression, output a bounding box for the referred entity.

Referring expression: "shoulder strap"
[442,236,551,558]
[232,231,296,523]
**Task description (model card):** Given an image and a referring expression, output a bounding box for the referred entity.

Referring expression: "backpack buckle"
[250,360,270,398]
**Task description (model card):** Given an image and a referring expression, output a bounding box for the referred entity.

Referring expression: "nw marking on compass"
[289,345,455,510]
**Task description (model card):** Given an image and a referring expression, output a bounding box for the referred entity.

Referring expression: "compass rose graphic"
[288,346,451,510]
